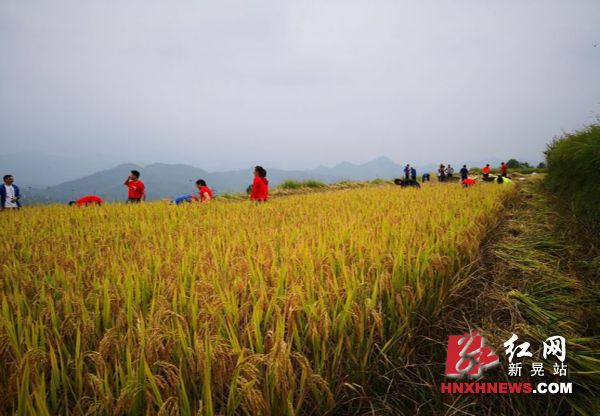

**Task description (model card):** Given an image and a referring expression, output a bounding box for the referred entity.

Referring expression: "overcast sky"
[1,0,599,170]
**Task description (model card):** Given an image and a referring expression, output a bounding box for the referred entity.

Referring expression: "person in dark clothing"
[394,178,421,188]
[404,164,410,181]
[410,167,417,182]
[438,164,446,182]
[460,165,469,181]
[422,173,431,182]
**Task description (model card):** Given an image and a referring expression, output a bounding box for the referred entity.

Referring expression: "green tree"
[506,159,530,169]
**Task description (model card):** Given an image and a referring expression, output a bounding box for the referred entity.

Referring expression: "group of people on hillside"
[435,162,510,183]
[463,162,512,187]
[437,164,455,181]
[171,179,213,205]
[2,161,515,210]
[171,166,268,205]
[0,166,270,209]
[481,162,508,180]
[115,166,268,207]
[74,166,268,206]
[395,162,513,189]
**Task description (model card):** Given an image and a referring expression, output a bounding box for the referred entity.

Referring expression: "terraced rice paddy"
[0,183,513,415]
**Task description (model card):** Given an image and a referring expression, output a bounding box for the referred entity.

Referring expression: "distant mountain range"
[23,156,420,203]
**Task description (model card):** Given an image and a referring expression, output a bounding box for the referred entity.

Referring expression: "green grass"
[545,122,600,229]
[368,178,393,185]
[443,178,600,415]
[278,179,326,190]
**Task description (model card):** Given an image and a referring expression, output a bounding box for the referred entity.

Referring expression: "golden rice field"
[0,184,513,415]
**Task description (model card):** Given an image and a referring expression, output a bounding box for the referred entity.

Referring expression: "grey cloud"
[1,0,599,171]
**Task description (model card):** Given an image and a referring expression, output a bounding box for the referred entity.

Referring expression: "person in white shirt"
[1,175,21,210]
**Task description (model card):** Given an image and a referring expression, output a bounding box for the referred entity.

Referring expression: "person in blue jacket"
[172,193,197,205]
[1,175,21,211]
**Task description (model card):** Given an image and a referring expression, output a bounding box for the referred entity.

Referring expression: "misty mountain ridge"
[22,156,405,203]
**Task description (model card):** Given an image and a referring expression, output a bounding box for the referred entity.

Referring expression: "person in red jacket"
[195,179,213,202]
[123,170,145,203]
[69,195,104,206]
[482,164,491,180]
[462,178,476,188]
[500,162,508,177]
[250,166,269,202]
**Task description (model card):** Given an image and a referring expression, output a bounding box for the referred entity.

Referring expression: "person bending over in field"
[195,179,213,202]
[69,195,104,206]
[394,178,421,188]
[124,170,145,203]
[250,166,269,202]
[462,177,476,188]
[172,194,197,205]
[496,175,513,186]
[1,174,21,211]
